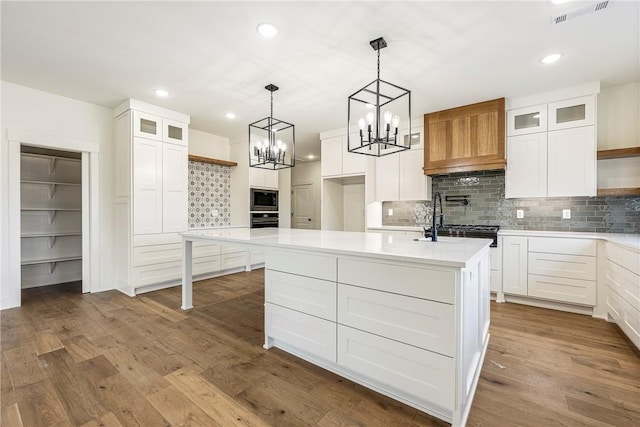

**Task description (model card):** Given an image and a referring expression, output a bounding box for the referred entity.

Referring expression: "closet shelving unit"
[20,151,82,287]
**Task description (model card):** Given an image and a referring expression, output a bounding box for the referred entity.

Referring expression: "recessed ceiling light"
[549,0,571,5]
[257,23,278,38]
[225,112,236,119]
[307,154,315,160]
[540,53,563,64]
[154,89,169,97]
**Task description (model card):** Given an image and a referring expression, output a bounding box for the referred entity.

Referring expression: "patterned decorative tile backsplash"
[188,161,231,228]
[382,170,640,233]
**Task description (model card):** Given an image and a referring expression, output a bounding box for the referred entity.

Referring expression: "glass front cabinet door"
[133,111,163,141]
[547,95,595,131]
[507,104,547,136]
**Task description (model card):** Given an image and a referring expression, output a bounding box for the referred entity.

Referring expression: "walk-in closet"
[20,146,82,289]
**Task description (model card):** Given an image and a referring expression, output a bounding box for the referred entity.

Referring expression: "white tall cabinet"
[506,85,598,198]
[114,100,190,295]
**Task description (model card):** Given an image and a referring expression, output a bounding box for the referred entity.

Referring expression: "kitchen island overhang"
[180,228,492,427]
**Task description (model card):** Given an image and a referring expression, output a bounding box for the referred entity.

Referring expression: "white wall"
[188,128,230,160]
[230,141,249,226]
[1,81,114,309]
[291,161,321,229]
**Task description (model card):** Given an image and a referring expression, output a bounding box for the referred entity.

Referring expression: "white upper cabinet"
[133,110,189,145]
[505,133,548,198]
[321,134,365,177]
[399,149,432,201]
[547,126,596,197]
[505,90,597,198]
[249,167,278,190]
[547,96,595,131]
[133,111,163,141]
[163,119,189,146]
[507,104,547,136]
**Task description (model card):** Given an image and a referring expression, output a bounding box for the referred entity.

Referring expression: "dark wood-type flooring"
[1,269,639,426]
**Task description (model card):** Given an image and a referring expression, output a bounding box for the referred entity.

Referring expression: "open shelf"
[21,232,82,238]
[21,208,81,211]
[597,147,640,160]
[21,180,81,186]
[188,154,238,167]
[597,187,640,196]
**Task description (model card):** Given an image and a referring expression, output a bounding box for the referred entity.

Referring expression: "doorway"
[6,130,100,309]
[292,184,314,229]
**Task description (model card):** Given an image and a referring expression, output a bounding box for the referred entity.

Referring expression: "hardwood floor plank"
[136,296,188,322]
[80,412,123,427]
[146,384,218,426]
[61,334,103,363]
[35,329,64,356]
[3,343,46,388]
[38,349,109,425]
[1,402,24,427]
[566,396,636,426]
[10,379,71,427]
[165,368,270,426]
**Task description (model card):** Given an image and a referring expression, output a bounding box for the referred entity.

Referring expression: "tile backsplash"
[382,170,640,233]
[188,161,231,228]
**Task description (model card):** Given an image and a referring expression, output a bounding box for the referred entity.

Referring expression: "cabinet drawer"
[132,261,181,288]
[266,303,336,363]
[621,299,640,350]
[221,245,245,255]
[338,259,455,304]
[528,237,596,256]
[623,248,640,276]
[337,284,454,356]
[133,243,181,267]
[528,274,595,306]
[251,250,265,265]
[193,243,220,258]
[221,252,247,270]
[606,260,624,295]
[267,249,336,282]
[266,270,336,321]
[337,325,454,411]
[528,252,596,281]
[193,255,221,277]
[607,287,623,322]
[622,269,640,312]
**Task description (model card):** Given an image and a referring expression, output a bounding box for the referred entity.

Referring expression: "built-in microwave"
[250,188,278,211]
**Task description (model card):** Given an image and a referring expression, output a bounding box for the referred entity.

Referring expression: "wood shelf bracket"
[48,157,58,174]
[48,210,57,225]
[47,183,57,199]
[49,261,57,275]
[48,236,57,249]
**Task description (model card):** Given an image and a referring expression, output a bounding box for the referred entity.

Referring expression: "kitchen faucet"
[431,191,444,242]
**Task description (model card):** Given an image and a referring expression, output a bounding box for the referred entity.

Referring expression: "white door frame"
[7,129,100,307]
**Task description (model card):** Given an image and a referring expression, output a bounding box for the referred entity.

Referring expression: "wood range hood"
[423,98,505,175]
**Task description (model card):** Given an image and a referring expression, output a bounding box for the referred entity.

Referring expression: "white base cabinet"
[502,235,597,306]
[264,247,490,426]
[605,242,640,350]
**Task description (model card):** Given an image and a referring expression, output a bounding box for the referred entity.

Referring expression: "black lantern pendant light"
[249,84,295,169]
[347,37,411,156]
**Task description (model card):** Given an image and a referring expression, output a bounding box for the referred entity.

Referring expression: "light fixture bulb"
[257,23,278,38]
[384,111,393,124]
[358,118,366,130]
[541,53,563,64]
[282,143,287,151]
[392,115,400,128]
[154,89,169,97]
[366,112,375,125]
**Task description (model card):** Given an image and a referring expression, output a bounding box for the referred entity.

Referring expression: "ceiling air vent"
[551,1,610,25]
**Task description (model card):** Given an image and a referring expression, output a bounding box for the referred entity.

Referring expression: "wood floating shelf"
[597,147,640,160]
[188,155,237,167]
[596,187,640,196]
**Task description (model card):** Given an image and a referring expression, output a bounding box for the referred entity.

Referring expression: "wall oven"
[250,188,278,211]
[250,212,279,228]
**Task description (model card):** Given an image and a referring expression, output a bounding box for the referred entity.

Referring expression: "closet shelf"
[21,153,81,162]
[21,180,81,186]
[21,232,81,238]
[21,256,82,266]
[21,208,81,211]
[188,154,238,167]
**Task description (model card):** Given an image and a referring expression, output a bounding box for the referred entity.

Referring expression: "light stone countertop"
[499,229,640,252]
[182,227,492,268]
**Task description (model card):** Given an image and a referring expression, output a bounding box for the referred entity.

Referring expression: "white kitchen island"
[181,228,492,427]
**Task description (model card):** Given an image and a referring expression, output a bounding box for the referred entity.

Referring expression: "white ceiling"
[2,1,638,161]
